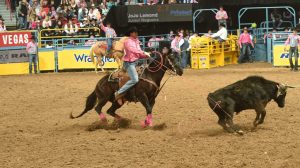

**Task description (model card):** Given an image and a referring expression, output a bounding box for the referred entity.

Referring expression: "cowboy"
[209,23,227,43]
[285,28,300,71]
[238,27,254,63]
[100,21,117,56]
[26,36,38,74]
[114,27,151,103]
[215,6,228,27]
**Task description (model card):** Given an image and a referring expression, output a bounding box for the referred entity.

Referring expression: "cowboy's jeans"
[107,38,113,52]
[28,54,37,74]
[118,61,139,94]
[181,50,187,68]
[289,47,299,70]
[238,43,251,63]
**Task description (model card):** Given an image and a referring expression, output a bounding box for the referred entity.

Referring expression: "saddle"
[109,65,158,104]
[109,65,146,88]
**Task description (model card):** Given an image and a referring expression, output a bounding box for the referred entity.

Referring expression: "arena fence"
[0,30,39,75]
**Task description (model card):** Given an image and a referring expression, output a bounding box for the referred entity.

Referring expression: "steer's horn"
[286,85,296,88]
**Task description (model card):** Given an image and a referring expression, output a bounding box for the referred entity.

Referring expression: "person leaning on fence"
[26,37,38,74]
[215,6,228,27]
[284,28,300,72]
[238,27,254,63]
[100,21,117,56]
[209,23,227,43]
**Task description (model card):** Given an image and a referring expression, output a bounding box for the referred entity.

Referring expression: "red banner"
[0,31,32,47]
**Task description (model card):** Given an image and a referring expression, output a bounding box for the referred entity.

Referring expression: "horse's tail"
[70,90,97,119]
[89,45,95,64]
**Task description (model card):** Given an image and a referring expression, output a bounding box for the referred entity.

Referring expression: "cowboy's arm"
[223,11,228,19]
[100,23,106,32]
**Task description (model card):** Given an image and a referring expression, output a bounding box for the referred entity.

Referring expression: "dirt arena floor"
[1,63,300,168]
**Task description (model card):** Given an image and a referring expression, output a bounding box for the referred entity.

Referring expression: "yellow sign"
[38,51,55,71]
[58,49,118,70]
[0,63,29,75]
[273,45,300,66]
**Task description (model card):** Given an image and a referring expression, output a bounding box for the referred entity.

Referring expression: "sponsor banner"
[0,63,29,75]
[39,51,55,71]
[0,31,32,47]
[273,45,300,66]
[0,49,29,64]
[128,4,192,23]
[58,49,118,70]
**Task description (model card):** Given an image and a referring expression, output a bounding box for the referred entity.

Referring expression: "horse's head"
[159,41,183,76]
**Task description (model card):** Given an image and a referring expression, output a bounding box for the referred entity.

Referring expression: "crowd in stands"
[13,0,115,36]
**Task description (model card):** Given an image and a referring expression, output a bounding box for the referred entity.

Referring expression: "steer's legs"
[253,105,266,127]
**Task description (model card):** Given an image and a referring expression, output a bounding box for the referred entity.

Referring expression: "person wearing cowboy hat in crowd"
[114,27,151,104]
[26,36,38,74]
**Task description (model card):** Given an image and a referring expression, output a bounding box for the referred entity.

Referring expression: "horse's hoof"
[140,120,153,128]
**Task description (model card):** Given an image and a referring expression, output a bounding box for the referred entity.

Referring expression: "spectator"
[42,16,52,36]
[18,0,29,29]
[203,29,212,37]
[29,17,38,30]
[26,37,38,74]
[100,21,117,54]
[45,41,54,48]
[284,28,300,71]
[171,34,181,62]
[49,6,58,19]
[70,0,79,16]
[271,9,282,28]
[168,30,174,41]
[209,23,227,42]
[179,34,189,68]
[78,5,88,22]
[107,0,116,10]
[84,35,96,46]
[88,4,98,20]
[54,20,64,36]
[64,20,78,36]
[89,19,98,36]
[215,6,228,27]
[0,19,6,31]
[80,18,90,35]
[238,27,254,63]
[147,35,161,49]
[188,32,198,50]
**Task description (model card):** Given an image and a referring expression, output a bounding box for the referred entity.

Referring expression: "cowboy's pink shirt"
[123,37,147,62]
[238,33,253,46]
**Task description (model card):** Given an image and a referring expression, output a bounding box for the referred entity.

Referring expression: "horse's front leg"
[139,93,153,127]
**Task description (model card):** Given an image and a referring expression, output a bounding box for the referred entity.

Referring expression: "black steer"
[207,76,293,134]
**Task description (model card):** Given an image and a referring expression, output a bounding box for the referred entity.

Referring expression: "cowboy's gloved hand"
[144,52,151,57]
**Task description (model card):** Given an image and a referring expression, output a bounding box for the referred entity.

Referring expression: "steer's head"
[274,84,294,108]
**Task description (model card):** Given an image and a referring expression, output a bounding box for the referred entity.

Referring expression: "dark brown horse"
[70,41,183,127]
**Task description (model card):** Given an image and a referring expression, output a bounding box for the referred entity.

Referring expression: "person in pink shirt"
[26,37,38,74]
[215,6,228,27]
[114,27,151,103]
[238,27,254,63]
[147,35,161,49]
[284,28,300,71]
